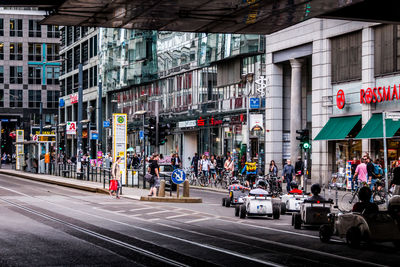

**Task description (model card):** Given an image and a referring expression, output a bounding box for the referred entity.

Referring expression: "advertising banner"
[113,113,127,185]
[250,114,264,131]
[66,121,77,135]
[16,130,24,170]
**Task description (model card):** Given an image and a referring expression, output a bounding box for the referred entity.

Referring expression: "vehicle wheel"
[294,213,302,229]
[222,198,226,206]
[273,205,280,219]
[346,227,362,248]
[225,198,231,207]
[280,202,286,215]
[239,205,246,219]
[319,224,333,243]
[340,193,358,212]
[235,205,240,217]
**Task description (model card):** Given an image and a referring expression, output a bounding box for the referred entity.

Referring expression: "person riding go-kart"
[292,183,333,229]
[319,186,400,248]
[241,160,257,188]
[222,178,250,207]
[280,181,308,214]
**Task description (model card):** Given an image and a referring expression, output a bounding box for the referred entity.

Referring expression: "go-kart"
[389,195,400,224]
[235,188,280,219]
[319,211,400,248]
[222,183,249,207]
[292,199,333,229]
[280,193,309,214]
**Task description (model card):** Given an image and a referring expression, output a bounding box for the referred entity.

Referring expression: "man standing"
[366,157,377,201]
[294,156,304,190]
[282,159,295,193]
[191,153,199,178]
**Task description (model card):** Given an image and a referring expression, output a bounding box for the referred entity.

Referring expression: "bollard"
[159,180,166,197]
[183,180,190,197]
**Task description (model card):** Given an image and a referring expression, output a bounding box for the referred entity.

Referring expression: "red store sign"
[197,117,223,127]
[360,85,400,104]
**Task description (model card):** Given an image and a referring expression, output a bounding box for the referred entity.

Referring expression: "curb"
[140,196,202,203]
[190,185,226,193]
[0,169,109,195]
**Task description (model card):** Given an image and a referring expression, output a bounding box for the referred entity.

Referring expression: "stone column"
[290,58,303,163]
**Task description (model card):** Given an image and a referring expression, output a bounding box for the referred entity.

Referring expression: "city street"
[0,173,398,266]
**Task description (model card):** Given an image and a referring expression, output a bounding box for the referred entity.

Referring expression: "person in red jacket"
[289,181,303,194]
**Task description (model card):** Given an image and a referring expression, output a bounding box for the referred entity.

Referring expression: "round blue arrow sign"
[171,169,186,185]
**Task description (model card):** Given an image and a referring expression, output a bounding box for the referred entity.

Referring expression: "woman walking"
[269,160,278,177]
[148,154,160,197]
[110,157,122,199]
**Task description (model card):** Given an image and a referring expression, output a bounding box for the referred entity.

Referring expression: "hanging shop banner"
[16,130,24,170]
[66,121,77,135]
[113,113,127,185]
[250,114,264,131]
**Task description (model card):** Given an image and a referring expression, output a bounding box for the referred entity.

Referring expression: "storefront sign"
[360,85,400,104]
[336,89,345,109]
[91,130,98,140]
[70,94,78,104]
[16,130,24,170]
[113,113,127,185]
[210,117,223,126]
[178,120,197,128]
[250,98,260,109]
[59,98,65,107]
[197,117,205,126]
[250,114,264,131]
[66,121,76,135]
[195,117,223,127]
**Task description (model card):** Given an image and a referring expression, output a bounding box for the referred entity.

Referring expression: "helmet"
[231,177,239,184]
[311,183,321,195]
[257,180,267,188]
[290,181,298,189]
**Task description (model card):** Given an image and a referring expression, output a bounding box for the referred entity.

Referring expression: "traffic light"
[145,117,157,146]
[158,123,171,146]
[296,129,310,150]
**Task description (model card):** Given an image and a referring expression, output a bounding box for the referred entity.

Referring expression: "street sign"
[91,130,99,140]
[386,112,400,121]
[171,169,186,185]
[103,121,110,128]
[250,98,260,109]
[139,130,144,140]
[66,121,77,135]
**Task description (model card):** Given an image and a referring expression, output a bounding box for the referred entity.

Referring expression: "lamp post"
[54,114,59,174]
[244,73,254,162]
[87,106,95,159]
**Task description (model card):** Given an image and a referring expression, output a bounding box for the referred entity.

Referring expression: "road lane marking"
[146,210,171,215]
[129,207,154,211]
[185,217,216,224]
[166,213,198,219]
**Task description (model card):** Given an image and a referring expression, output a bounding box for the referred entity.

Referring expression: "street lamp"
[244,73,254,162]
[87,106,95,159]
[134,110,147,188]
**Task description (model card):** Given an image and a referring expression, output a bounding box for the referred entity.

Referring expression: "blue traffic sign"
[91,132,99,140]
[103,121,110,128]
[139,130,144,140]
[171,169,186,185]
[250,98,260,109]
[59,99,65,107]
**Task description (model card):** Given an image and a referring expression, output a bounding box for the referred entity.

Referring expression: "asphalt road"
[0,173,398,267]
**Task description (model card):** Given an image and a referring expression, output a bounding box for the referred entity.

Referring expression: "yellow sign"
[37,134,56,142]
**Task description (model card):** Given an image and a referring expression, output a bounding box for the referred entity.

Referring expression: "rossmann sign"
[360,85,400,104]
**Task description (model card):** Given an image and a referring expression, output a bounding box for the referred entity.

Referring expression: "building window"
[81,41,88,64]
[83,69,88,89]
[10,89,23,107]
[0,66,3,83]
[0,19,3,36]
[61,28,65,48]
[47,25,59,38]
[10,43,23,60]
[67,50,73,72]
[331,31,362,83]
[74,46,80,69]
[67,26,73,46]
[47,90,60,108]
[0,90,3,107]
[46,44,60,61]
[374,24,400,76]
[10,19,23,37]
[28,90,42,108]
[46,66,60,85]
[60,79,65,96]
[74,27,80,42]
[10,66,23,84]
[28,43,42,61]
[0,42,3,60]
[67,76,72,95]
[28,66,42,84]
[29,20,41,37]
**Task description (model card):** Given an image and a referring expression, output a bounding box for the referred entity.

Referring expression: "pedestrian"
[224,156,234,176]
[216,155,224,178]
[200,155,210,181]
[351,157,359,191]
[269,160,278,177]
[110,157,122,199]
[209,155,217,184]
[172,153,181,169]
[294,156,304,190]
[191,153,199,178]
[353,157,368,187]
[148,154,160,197]
[392,161,400,195]
[132,153,140,169]
[282,159,295,193]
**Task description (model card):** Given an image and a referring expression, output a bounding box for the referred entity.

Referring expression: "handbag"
[109,180,118,191]
[145,173,155,183]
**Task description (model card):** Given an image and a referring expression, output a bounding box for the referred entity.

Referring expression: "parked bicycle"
[198,171,210,187]
[265,174,282,196]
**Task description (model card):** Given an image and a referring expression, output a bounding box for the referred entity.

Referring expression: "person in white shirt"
[200,155,210,180]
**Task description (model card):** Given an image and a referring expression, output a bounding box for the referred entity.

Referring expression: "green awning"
[314,115,361,141]
[356,113,400,139]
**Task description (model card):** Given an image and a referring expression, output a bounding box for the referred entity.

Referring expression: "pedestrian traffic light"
[145,117,157,146]
[296,129,310,150]
[158,123,171,146]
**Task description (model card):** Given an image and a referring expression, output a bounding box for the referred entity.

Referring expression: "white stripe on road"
[146,210,172,215]
[166,213,198,219]
[185,217,216,224]
[129,207,153,211]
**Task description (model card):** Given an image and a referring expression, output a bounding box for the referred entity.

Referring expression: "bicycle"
[215,170,230,189]
[372,178,392,205]
[198,171,210,187]
[185,167,198,186]
[265,174,282,196]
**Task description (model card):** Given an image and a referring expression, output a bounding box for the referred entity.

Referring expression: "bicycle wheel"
[340,192,358,212]
[373,190,386,205]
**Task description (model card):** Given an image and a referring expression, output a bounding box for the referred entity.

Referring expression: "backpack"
[246,162,257,172]
[373,163,383,178]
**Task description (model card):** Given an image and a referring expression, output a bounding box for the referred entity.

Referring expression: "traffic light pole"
[155,100,159,154]
[304,149,308,193]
